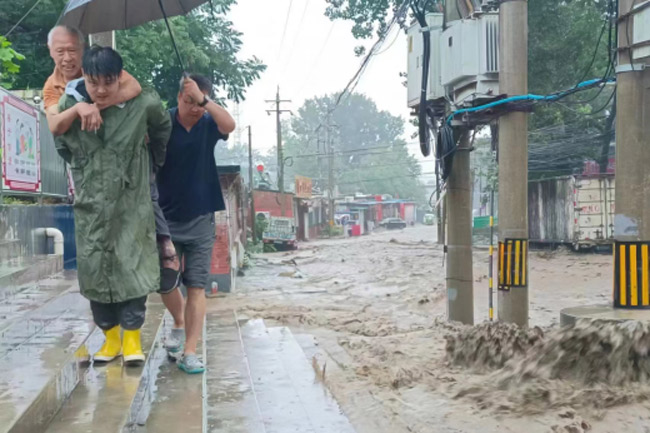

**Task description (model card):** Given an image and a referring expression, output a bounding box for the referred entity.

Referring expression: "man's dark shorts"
[164,213,215,290]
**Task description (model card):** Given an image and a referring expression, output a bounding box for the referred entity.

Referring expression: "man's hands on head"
[183,78,206,104]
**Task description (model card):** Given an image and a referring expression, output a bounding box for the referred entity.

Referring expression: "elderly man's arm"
[146,91,172,172]
[46,103,102,136]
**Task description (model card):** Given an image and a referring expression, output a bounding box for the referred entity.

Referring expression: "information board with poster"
[295,175,312,199]
[0,90,41,192]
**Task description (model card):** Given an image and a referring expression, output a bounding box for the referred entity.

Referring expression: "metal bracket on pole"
[616,64,648,73]
[418,25,443,33]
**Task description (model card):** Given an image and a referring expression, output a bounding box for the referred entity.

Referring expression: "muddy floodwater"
[208,225,650,433]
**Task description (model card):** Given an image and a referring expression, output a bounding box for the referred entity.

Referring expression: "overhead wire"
[372,25,402,56]
[336,171,438,186]
[294,21,336,99]
[276,0,295,62]
[328,0,411,115]
[575,15,609,87]
[3,0,45,38]
[280,0,311,79]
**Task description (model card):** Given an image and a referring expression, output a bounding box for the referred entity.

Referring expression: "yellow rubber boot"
[94,326,122,362]
[122,329,145,364]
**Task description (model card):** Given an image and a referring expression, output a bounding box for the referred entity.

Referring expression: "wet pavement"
[205,311,355,433]
[0,280,73,335]
[132,312,204,433]
[43,298,165,433]
[0,281,92,433]
[0,263,357,432]
[205,311,266,433]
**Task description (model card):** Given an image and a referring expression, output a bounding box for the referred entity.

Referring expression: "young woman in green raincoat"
[55,46,172,364]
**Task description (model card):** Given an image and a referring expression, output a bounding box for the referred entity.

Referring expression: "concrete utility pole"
[327,118,334,225]
[436,177,444,244]
[266,87,292,216]
[497,0,529,327]
[615,0,650,242]
[446,131,474,325]
[322,113,337,226]
[89,32,115,48]
[233,103,242,146]
[248,126,257,244]
[315,114,337,225]
[613,0,650,306]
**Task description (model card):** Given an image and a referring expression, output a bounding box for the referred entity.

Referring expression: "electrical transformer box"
[440,13,499,104]
[633,2,650,60]
[407,13,444,108]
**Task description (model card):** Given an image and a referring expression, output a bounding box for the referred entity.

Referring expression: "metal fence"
[38,111,69,197]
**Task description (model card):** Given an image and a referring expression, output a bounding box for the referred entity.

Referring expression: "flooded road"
[209,225,650,433]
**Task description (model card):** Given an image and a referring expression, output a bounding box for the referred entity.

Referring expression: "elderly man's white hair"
[47,25,85,48]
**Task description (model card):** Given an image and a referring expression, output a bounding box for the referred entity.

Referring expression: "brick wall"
[253,190,295,218]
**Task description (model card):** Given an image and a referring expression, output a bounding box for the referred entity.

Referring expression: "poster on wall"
[295,175,313,199]
[0,92,41,192]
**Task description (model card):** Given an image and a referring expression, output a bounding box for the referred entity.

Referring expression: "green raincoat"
[56,88,172,303]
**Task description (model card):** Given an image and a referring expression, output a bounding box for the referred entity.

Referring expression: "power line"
[372,25,402,56]
[294,21,336,99]
[276,0,294,63]
[280,0,311,79]
[328,0,410,115]
[337,171,437,186]
[288,144,418,160]
[4,0,45,38]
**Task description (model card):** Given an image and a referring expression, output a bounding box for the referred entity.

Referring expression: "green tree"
[528,0,615,177]
[282,93,426,202]
[0,36,25,88]
[0,0,68,90]
[117,4,265,105]
[1,1,264,105]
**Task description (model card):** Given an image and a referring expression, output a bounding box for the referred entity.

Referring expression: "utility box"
[633,2,650,60]
[440,13,499,104]
[407,13,444,108]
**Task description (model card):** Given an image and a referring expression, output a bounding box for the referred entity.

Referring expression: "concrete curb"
[122,310,171,432]
[1,290,96,433]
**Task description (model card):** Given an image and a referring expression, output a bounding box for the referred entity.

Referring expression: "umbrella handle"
[157,0,186,72]
[179,72,190,91]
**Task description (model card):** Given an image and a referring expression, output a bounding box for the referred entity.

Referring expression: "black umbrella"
[59,0,211,70]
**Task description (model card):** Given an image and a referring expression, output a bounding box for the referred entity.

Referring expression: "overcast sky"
[226,0,434,176]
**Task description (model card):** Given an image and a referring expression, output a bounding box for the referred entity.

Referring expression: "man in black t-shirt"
[157,74,235,374]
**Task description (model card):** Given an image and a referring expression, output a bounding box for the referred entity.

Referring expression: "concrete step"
[0,273,76,335]
[265,327,356,433]
[42,297,166,433]
[205,312,355,433]
[4,300,353,433]
[0,256,64,302]
[205,311,266,433]
[0,240,21,263]
[0,281,94,433]
[126,312,205,433]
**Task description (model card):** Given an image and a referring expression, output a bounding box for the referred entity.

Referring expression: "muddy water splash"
[448,320,650,414]
[445,322,544,371]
